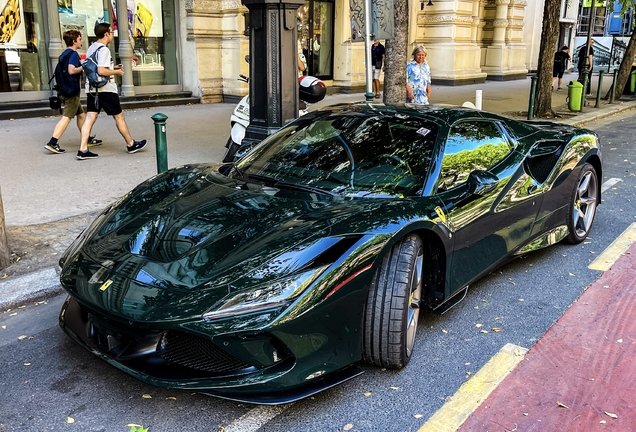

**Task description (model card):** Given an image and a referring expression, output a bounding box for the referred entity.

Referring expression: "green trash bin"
[567,80,584,112]
[631,70,636,93]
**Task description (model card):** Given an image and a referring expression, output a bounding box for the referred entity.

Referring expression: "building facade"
[3,0,609,105]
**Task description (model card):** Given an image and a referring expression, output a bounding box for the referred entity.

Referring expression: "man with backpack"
[77,22,146,160]
[45,30,102,154]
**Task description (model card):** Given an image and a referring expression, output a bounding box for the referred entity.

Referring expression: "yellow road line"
[418,343,528,432]
[588,222,636,271]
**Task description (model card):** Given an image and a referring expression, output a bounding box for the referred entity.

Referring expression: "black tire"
[222,138,240,163]
[363,234,423,369]
[564,163,598,244]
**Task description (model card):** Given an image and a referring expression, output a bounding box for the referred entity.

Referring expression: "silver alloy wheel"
[405,247,423,357]
[573,170,598,238]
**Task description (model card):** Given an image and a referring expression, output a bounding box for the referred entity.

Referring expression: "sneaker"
[127,139,147,154]
[374,94,380,99]
[88,135,102,146]
[44,143,66,154]
[76,149,99,160]
[557,87,562,91]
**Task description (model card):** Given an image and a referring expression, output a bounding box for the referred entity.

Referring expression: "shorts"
[87,92,123,116]
[60,95,84,119]
[372,66,381,80]
[553,68,565,78]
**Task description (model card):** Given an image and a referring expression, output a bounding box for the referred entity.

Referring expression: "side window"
[437,121,512,191]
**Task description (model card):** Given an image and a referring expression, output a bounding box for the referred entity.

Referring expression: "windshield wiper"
[272,180,338,196]
[245,174,279,186]
[246,174,337,196]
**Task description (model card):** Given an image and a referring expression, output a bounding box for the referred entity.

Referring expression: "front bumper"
[59,295,362,404]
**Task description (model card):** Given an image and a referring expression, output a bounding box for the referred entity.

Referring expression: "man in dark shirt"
[371,39,385,99]
[578,39,594,95]
[552,46,570,91]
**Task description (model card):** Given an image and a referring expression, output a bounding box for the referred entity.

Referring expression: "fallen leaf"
[24,362,31,366]
[18,335,27,340]
[18,305,26,309]
[1,326,6,329]
[414,414,423,419]
[600,420,607,424]
[569,272,575,276]
[475,323,483,328]
[465,362,471,366]
[390,386,399,390]
[474,306,479,310]
[605,412,618,419]
[480,330,488,334]
[67,417,75,424]
[166,396,177,400]
[344,424,353,431]
[492,327,501,332]
[363,391,372,397]
[142,394,152,399]
[518,299,524,302]
[126,424,142,428]
[9,312,17,316]
[523,413,529,416]
[557,401,569,409]
[441,329,448,333]
[616,339,623,343]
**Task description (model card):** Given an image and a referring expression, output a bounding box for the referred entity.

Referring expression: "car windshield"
[232,110,438,197]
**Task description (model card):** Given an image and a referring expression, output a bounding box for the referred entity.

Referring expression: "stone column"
[241,0,304,144]
[117,0,135,96]
[47,0,65,81]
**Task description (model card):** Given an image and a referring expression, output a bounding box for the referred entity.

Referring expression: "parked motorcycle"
[223,74,327,163]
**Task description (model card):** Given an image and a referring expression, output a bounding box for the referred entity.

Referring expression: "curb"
[0,267,64,311]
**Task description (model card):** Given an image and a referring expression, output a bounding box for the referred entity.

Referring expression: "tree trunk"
[533,0,561,118]
[383,0,408,104]
[605,30,636,101]
[0,188,10,270]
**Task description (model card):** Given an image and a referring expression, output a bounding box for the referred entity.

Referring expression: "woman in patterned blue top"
[406,45,431,104]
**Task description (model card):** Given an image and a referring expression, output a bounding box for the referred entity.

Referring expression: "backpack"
[53,49,80,97]
[82,46,109,90]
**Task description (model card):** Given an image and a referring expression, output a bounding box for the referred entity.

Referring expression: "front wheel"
[222,137,240,163]
[564,163,598,244]
[363,234,423,369]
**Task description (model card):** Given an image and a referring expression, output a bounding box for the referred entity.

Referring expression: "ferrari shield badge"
[99,280,113,292]
[434,206,447,224]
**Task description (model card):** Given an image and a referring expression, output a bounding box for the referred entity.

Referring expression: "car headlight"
[202,265,328,321]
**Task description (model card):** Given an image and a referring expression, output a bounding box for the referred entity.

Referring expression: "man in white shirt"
[77,22,146,160]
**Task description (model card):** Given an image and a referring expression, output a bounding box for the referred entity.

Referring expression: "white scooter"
[223,74,327,163]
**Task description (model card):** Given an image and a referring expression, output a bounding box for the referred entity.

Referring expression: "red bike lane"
[458,242,636,431]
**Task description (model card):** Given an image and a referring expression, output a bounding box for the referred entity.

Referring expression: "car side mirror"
[467,170,499,196]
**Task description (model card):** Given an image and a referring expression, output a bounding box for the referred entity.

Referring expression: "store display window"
[0,0,48,92]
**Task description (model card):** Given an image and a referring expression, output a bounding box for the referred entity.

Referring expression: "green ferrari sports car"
[58,103,601,404]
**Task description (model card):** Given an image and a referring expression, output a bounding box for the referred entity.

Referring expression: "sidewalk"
[1,76,635,309]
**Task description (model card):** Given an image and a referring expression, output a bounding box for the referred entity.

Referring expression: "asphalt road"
[1,111,635,432]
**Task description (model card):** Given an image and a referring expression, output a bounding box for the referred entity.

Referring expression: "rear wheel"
[564,163,598,244]
[222,137,240,163]
[363,234,423,369]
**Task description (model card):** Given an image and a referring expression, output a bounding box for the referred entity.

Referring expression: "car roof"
[315,102,498,128]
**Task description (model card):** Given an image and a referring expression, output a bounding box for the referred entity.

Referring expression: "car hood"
[62,165,428,321]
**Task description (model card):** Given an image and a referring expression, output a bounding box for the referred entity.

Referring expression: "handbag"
[49,95,61,111]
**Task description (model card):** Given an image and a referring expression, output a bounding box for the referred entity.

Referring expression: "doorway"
[297,0,333,79]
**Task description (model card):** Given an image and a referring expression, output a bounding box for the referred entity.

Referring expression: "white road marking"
[223,404,293,432]
[601,177,622,193]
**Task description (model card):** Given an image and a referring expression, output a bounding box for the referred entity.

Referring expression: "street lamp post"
[241,0,304,146]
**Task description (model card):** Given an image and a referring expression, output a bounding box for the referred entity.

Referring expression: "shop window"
[0,0,48,92]
[57,0,178,88]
